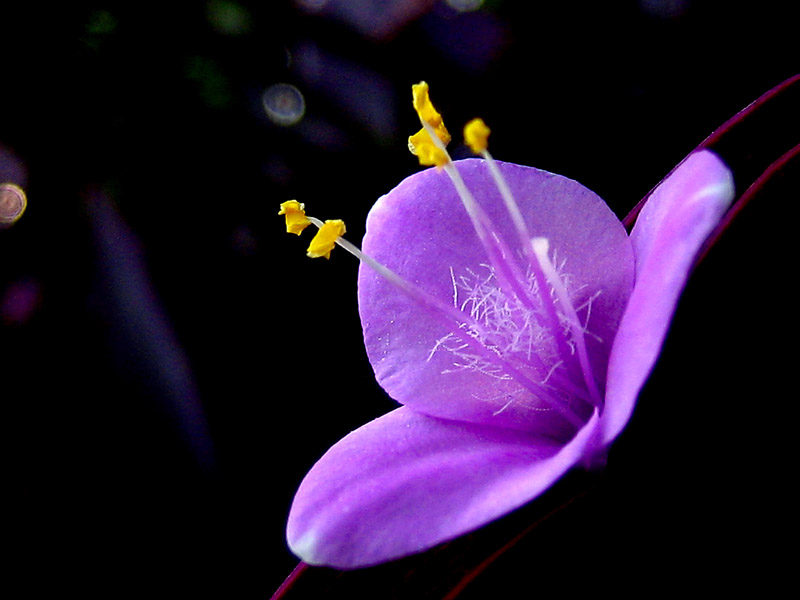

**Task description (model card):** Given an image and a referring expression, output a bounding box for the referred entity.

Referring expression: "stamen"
[413,92,567,367]
[463,119,534,257]
[411,82,450,145]
[441,156,546,321]
[408,81,451,168]
[279,83,605,429]
[408,129,450,168]
[412,103,536,312]
[296,212,587,428]
[464,118,490,154]
[307,219,346,259]
[279,200,312,235]
[462,120,588,393]
[532,237,602,408]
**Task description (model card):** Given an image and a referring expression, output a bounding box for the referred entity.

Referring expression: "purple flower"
[281,83,735,569]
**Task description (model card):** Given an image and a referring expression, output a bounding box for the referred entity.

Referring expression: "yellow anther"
[307,219,346,259]
[464,118,491,154]
[408,129,449,167]
[408,82,451,168]
[279,200,312,235]
[411,82,450,145]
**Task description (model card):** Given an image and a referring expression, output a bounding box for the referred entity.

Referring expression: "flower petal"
[286,406,601,569]
[358,159,633,436]
[602,150,735,445]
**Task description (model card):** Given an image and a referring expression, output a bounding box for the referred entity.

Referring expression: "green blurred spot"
[206,0,252,35]
[185,56,233,109]
[86,9,118,35]
[82,9,119,50]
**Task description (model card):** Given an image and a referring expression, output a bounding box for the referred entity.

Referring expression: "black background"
[2,1,797,597]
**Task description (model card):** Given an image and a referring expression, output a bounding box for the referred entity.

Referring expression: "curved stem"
[625,73,800,230]
[269,562,310,600]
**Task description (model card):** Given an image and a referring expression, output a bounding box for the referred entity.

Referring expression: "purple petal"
[286,406,601,569]
[602,150,735,445]
[357,159,633,436]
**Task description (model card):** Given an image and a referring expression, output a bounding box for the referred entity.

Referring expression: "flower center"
[406,86,603,412]
[434,243,601,418]
[279,82,603,429]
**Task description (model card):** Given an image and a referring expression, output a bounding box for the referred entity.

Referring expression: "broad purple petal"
[287,406,601,569]
[358,159,633,436]
[602,150,735,445]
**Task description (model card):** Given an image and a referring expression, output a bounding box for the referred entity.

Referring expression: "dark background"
[2,1,796,597]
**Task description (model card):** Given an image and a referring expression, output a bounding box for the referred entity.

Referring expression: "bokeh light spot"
[0,183,27,227]
[262,83,306,126]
